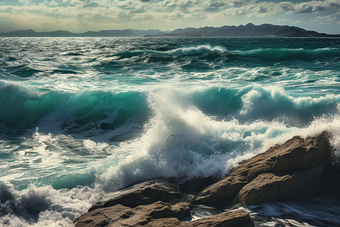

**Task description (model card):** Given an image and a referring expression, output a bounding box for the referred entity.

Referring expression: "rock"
[195,175,247,206]
[144,218,186,227]
[147,210,254,227]
[195,132,333,205]
[74,201,192,227]
[89,178,182,212]
[74,204,131,227]
[179,176,219,193]
[238,166,324,205]
[74,132,334,227]
[75,204,253,227]
[188,210,254,227]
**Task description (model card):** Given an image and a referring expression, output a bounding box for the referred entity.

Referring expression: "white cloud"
[313,12,340,24]
[292,19,302,24]
[49,1,59,6]
[18,0,31,5]
[0,0,339,32]
[279,0,340,14]
[222,2,278,17]
[277,18,289,22]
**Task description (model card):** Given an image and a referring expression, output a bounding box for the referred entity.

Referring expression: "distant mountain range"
[1,24,339,38]
[0,29,167,37]
[157,23,340,38]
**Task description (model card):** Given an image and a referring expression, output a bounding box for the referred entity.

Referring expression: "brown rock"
[238,166,324,205]
[146,210,254,227]
[189,210,254,227]
[195,131,332,205]
[74,204,132,227]
[89,179,182,212]
[195,175,247,206]
[74,201,192,227]
[145,217,187,227]
[75,207,254,227]
[75,132,332,227]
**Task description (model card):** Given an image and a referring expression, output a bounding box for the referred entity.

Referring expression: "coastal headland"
[74,131,340,226]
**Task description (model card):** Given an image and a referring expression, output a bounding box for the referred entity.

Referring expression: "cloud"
[222,1,278,17]
[0,0,339,32]
[279,1,340,14]
[313,12,340,24]
[216,0,340,18]
[18,0,31,5]
[61,0,82,6]
[48,0,59,6]
[204,2,226,12]
[292,19,302,24]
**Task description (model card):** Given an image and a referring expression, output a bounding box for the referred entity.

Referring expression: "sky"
[0,0,339,34]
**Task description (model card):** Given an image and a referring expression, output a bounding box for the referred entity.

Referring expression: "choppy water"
[1,37,340,226]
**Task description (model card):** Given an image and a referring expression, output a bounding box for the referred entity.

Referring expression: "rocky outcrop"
[188,210,254,227]
[88,179,182,211]
[238,166,324,205]
[75,203,253,227]
[74,131,336,226]
[75,178,255,227]
[146,210,254,227]
[74,201,192,227]
[195,131,333,205]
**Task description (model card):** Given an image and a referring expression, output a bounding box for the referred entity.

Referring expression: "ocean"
[1,37,340,226]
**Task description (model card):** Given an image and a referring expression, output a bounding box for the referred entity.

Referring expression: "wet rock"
[238,166,324,205]
[74,132,334,227]
[195,131,333,205]
[194,175,247,206]
[146,210,254,227]
[74,201,192,227]
[179,176,219,193]
[89,178,182,212]
[188,210,254,227]
[75,205,253,227]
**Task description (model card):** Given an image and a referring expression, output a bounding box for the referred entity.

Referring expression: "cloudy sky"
[0,0,339,34]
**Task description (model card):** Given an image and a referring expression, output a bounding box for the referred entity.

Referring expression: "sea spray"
[0,183,100,227]
[100,86,307,191]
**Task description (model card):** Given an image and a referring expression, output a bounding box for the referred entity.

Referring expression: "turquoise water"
[1,37,340,226]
